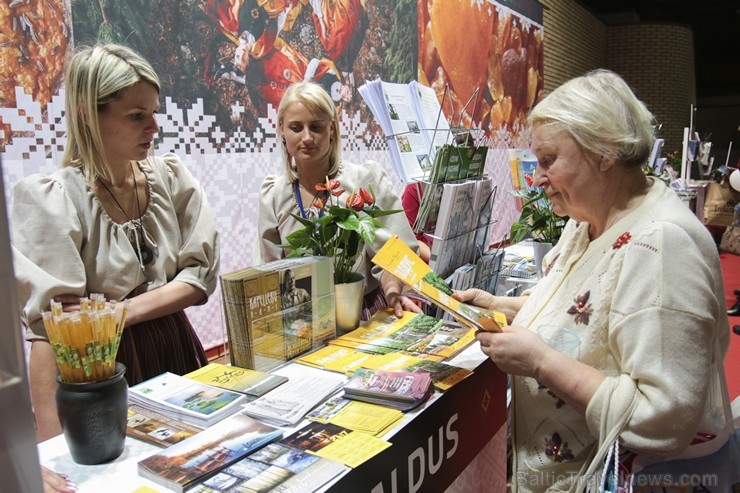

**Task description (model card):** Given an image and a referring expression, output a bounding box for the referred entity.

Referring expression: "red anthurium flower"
[331,188,345,197]
[359,187,374,205]
[346,191,364,211]
[312,196,326,209]
[315,178,340,191]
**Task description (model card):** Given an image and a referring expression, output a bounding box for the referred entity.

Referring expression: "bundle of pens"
[42,294,129,383]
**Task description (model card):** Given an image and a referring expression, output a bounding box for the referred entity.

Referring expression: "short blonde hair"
[528,69,655,168]
[277,81,341,181]
[62,43,160,182]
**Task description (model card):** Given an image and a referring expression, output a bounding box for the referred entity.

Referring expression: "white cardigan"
[510,177,732,492]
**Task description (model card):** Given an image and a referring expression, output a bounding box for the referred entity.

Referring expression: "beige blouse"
[12,153,220,340]
[258,160,419,294]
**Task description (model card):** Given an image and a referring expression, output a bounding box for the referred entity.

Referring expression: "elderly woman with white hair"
[455,69,733,491]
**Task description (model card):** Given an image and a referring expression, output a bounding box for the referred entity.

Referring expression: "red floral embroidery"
[612,232,631,249]
[567,291,592,325]
[543,253,560,277]
[545,432,574,462]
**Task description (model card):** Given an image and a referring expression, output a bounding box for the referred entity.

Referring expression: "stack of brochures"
[128,372,248,429]
[342,368,434,411]
[240,364,346,426]
[183,362,289,401]
[358,79,452,184]
[137,412,283,492]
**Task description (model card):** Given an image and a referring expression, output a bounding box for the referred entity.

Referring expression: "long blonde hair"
[62,43,160,182]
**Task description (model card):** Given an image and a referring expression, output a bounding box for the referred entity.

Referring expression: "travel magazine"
[240,364,346,426]
[280,421,392,468]
[126,405,202,448]
[358,79,452,183]
[342,368,434,411]
[185,442,348,493]
[372,236,507,332]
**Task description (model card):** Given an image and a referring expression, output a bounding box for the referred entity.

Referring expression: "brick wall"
[538,0,696,155]
[539,0,607,93]
[607,23,695,156]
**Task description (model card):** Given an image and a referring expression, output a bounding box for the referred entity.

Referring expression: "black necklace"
[97,163,154,266]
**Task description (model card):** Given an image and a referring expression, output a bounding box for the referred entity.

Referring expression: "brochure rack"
[360,80,503,297]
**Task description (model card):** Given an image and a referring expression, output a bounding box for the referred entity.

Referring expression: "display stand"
[36,345,508,492]
[326,357,506,492]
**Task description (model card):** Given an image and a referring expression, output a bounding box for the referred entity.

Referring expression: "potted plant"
[509,174,568,277]
[281,177,401,332]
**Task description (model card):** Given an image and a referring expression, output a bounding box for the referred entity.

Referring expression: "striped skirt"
[115,310,207,386]
[361,286,388,321]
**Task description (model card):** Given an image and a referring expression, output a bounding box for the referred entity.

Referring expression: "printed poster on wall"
[1,0,542,152]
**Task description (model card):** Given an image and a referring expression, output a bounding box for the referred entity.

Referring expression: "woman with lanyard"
[257,81,420,318]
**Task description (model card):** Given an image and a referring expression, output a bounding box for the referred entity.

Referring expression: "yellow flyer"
[372,236,506,332]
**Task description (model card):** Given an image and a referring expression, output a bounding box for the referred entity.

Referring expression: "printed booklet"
[128,372,248,429]
[183,362,288,399]
[342,368,434,412]
[185,442,349,493]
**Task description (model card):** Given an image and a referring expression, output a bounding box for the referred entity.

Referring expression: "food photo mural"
[68,0,414,142]
[418,0,544,141]
[0,0,542,349]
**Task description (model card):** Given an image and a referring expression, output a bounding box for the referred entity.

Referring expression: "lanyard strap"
[295,181,324,219]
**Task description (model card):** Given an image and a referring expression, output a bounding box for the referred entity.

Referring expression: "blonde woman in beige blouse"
[258,81,420,318]
[11,44,220,444]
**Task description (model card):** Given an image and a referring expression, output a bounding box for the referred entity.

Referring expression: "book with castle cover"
[220,256,335,372]
[372,235,507,333]
[137,412,283,493]
[128,372,248,429]
[183,362,288,399]
[185,442,349,493]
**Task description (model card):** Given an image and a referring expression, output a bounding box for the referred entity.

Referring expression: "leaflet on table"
[186,442,349,493]
[280,421,392,468]
[183,362,288,398]
[128,372,248,428]
[358,79,451,183]
[372,235,507,333]
[240,364,346,426]
[359,351,473,392]
[296,344,375,375]
[306,394,404,437]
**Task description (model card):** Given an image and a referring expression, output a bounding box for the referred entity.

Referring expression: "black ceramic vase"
[55,362,127,465]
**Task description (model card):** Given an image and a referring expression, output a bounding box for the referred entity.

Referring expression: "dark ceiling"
[577,0,740,100]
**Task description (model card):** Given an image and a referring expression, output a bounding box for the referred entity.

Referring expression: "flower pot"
[56,362,128,465]
[334,272,365,335]
[532,241,554,279]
